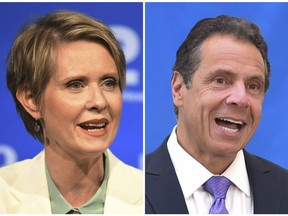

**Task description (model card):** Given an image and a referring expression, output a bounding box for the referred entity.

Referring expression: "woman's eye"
[66,80,84,89]
[103,79,117,88]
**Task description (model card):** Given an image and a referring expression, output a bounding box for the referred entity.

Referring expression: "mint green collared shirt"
[45,152,109,214]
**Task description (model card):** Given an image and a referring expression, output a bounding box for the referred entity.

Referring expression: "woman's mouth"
[78,119,109,137]
[79,122,107,131]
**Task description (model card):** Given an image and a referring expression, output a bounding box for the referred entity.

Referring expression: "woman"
[0,10,143,214]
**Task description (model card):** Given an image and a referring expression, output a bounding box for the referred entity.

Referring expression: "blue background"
[146,3,288,169]
[0,2,143,169]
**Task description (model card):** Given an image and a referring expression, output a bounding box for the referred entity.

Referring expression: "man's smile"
[215,117,246,134]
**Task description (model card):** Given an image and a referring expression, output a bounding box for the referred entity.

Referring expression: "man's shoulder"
[146,136,170,166]
[244,150,288,176]
[146,136,170,158]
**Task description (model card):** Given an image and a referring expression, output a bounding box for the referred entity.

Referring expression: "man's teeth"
[219,125,239,133]
[219,118,243,125]
[216,117,245,133]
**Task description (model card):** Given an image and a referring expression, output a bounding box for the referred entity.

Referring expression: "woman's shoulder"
[106,149,143,188]
[0,151,45,183]
[105,149,143,210]
[106,149,142,174]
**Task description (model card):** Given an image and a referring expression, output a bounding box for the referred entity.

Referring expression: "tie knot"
[203,176,231,199]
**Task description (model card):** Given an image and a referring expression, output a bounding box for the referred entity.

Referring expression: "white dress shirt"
[167,125,253,214]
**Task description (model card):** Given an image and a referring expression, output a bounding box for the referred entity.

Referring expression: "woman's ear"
[171,71,184,107]
[16,89,42,119]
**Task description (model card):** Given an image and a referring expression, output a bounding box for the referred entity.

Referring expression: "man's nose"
[225,83,250,109]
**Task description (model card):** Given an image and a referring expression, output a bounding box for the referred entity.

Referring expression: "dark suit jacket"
[146,136,288,214]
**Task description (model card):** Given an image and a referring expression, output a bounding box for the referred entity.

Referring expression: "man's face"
[173,35,265,161]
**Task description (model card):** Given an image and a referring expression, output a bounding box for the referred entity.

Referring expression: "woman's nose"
[85,86,107,113]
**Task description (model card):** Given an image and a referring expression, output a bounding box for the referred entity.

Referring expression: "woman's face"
[40,40,122,159]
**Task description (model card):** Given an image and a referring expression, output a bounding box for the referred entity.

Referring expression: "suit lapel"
[244,150,281,213]
[146,138,188,214]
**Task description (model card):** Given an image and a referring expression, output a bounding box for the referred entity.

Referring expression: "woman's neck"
[45,144,105,207]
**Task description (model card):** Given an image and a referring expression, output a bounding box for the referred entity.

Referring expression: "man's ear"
[171,71,184,107]
[16,89,42,119]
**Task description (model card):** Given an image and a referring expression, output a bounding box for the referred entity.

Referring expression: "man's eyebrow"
[249,75,265,82]
[206,69,265,81]
[206,69,237,78]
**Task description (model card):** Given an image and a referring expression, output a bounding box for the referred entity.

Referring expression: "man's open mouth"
[215,117,246,133]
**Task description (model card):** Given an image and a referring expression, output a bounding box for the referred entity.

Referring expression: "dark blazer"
[146,136,288,214]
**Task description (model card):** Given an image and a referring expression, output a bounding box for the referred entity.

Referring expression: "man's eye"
[214,78,225,84]
[66,80,84,89]
[248,84,258,90]
[248,83,263,94]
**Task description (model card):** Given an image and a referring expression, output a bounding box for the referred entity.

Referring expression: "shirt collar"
[222,150,251,197]
[167,125,251,199]
[45,151,109,214]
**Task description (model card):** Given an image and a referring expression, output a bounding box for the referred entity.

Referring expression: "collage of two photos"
[0,2,288,214]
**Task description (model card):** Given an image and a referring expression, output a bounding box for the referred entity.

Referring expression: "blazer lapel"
[146,138,188,214]
[244,150,281,213]
[104,195,142,214]
[104,150,143,214]
[7,190,51,213]
[6,151,51,213]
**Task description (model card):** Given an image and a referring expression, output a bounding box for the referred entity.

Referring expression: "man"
[145,15,288,214]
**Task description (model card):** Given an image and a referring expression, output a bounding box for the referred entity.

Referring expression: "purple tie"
[203,176,231,214]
